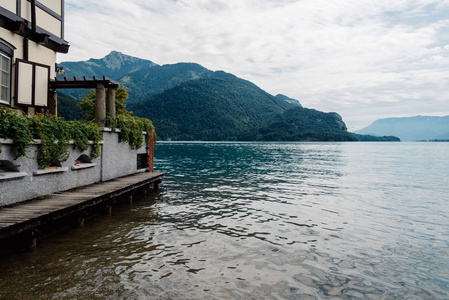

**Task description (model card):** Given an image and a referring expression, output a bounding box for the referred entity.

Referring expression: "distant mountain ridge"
[355,116,449,141]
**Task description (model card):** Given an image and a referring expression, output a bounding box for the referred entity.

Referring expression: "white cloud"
[61,0,449,130]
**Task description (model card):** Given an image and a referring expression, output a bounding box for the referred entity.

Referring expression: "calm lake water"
[1,142,448,299]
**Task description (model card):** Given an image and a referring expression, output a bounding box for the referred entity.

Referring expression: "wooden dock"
[0,172,164,252]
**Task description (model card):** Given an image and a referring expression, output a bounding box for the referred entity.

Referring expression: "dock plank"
[0,172,164,241]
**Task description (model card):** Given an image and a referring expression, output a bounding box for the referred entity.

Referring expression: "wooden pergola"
[50,76,120,127]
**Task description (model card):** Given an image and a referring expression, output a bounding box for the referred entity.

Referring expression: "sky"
[61,0,449,131]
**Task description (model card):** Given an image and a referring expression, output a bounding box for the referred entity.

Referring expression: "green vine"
[115,114,156,149]
[0,106,101,168]
[0,106,33,158]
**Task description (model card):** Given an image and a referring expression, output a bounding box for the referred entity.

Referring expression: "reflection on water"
[0,142,448,299]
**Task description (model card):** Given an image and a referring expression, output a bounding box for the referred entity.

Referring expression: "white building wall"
[0,0,16,12]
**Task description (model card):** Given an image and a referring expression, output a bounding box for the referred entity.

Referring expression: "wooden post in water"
[28,230,37,250]
[77,217,85,227]
[104,205,112,215]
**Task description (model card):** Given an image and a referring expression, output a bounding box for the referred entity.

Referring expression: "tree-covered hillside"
[57,92,85,121]
[127,77,292,140]
[256,107,356,141]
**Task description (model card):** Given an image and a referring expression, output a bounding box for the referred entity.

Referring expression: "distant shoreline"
[417,139,449,142]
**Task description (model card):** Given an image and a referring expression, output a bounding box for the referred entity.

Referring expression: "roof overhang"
[0,7,70,54]
[50,76,120,90]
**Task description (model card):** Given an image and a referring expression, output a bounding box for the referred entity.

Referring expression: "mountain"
[58,52,399,141]
[355,116,449,141]
[59,51,235,103]
[57,92,84,121]
[127,77,292,140]
[60,50,157,79]
[275,94,302,107]
[127,77,396,141]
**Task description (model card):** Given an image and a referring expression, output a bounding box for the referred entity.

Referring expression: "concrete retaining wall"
[0,129,148,207]
[100,129,148,181]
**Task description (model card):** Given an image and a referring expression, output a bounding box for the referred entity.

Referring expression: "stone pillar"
[106,88,116,119]
[95,83,106,127]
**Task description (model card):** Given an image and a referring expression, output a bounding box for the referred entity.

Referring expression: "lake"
[0,142,448,299]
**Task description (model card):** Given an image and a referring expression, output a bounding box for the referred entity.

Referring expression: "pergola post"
[106,87,116,119]
[95,83,106,127]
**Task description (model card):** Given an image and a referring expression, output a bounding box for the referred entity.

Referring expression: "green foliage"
[115,114,155,149]
[29,114,71,168]
[0,106,101,168]
[0,106,33,157]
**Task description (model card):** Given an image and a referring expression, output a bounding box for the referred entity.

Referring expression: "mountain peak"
[100,51,158,69]
[275,94,302,107]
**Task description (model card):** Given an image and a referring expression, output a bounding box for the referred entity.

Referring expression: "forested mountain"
[58,52,399,141]
[355,116,449,141]
[127,77,397,141]
[127,77,292,140]
[57,92,84,121]
[59,51,234,103]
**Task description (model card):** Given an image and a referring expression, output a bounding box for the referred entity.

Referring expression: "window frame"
[0,51,12,106]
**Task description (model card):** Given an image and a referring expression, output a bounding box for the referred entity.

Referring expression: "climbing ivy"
[0,106,33,158]
[115,114,155,149]
[0,106,101,168]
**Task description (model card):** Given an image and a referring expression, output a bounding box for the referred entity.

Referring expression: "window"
[15,60,50,107]
[0,53,11,105]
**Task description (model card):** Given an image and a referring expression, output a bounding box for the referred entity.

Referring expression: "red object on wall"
[148,129,154,172]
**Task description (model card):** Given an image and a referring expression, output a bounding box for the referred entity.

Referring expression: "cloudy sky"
[61,0,449,130]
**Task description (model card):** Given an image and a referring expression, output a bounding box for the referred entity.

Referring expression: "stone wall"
[100,129,148,182]
[0,130,148,207]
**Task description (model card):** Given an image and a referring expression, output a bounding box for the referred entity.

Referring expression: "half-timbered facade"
[0,0,69,113]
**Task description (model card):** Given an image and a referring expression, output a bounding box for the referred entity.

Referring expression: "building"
[0,0,69,114]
